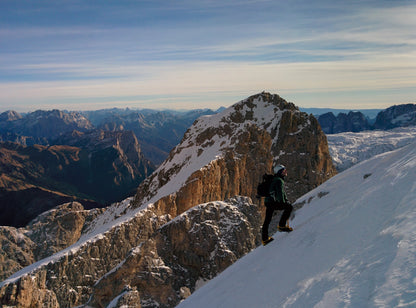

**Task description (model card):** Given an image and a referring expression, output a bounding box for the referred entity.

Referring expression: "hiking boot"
[262,237,274,245]
[277,225,293,232]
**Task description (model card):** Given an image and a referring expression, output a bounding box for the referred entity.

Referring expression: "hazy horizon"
[0,101,389,118]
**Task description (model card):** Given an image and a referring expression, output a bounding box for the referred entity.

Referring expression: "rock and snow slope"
[178,141,416,308]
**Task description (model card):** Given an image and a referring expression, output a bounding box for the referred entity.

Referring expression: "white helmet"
[273,164,286,174]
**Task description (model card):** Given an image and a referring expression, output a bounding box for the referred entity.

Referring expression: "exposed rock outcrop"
[26,202,105,260]
[0,226,35,282]
[90,196,262,308]
[318,111,370,134]
[0,198,171,307]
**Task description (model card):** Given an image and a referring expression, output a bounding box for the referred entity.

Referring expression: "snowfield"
[327,126,416,171]
[178,140,416,307]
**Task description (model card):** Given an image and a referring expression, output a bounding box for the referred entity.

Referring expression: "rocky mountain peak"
[318,111,371,134]
[134,92,336,214]
[0,110,22,122]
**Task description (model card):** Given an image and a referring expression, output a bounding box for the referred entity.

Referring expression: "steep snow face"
[178,141,416,308]
[328,126,416,171]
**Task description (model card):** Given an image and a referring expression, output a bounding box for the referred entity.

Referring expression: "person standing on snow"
[262,164,293,245]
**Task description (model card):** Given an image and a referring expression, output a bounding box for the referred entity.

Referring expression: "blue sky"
[0,0,415,112]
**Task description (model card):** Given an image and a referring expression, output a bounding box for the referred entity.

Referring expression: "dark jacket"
[265,175,288,205]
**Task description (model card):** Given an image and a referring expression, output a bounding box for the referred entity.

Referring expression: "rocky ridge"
[0,202,105,281]
[89,196,262,307]
[318,111,370,134]
[0,92,336,307]
[374,103,416,129]
[317,103,416,134]
[0,109,93,146]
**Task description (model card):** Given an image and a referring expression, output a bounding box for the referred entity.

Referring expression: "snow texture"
[327,126,416,171]
[178,140,416,308]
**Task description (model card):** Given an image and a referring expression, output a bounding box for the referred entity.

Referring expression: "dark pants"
[262,202,293,240]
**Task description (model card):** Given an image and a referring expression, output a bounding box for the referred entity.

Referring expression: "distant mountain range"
[0,130,154,227]
[0,108,218,165]
[299,107,383,119]
[0,109,93,145]
[81,108,218,165]
[312,104,416,134]
[0,103,414,228]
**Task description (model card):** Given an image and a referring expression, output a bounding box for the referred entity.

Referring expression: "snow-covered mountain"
[178,140,416,308]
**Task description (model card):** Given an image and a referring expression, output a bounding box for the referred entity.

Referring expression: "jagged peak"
[187,92,299,137]
[234,92,298,114]
[0,110,22,121]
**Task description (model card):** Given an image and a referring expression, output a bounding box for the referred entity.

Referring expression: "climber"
[262,164,293,245]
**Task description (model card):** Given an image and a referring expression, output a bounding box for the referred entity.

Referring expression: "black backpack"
[256,174,274,198]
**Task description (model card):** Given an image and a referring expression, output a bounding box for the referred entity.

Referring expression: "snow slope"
[178,141,416,307]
